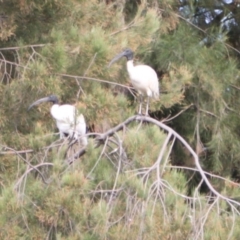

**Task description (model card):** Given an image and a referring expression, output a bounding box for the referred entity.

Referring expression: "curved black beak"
[108,51,126,68]
[28,97,52,111]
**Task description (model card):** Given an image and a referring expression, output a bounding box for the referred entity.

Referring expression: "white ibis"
[108,48,159,115]
[28,95,87,146]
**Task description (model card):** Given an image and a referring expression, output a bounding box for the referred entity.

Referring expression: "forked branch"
[73,114,240,209]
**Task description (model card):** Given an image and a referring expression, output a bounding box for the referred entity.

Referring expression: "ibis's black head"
[48,95,59,104]
[122,48,134,60]
[28,95,59,111]
[108,48,134,67]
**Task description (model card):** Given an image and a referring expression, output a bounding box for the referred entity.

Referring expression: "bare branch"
[58,73,136,97]
[14,162,54,190]
[0,44,47,51]
[161,104,194,123]
[71,114,240,209]
[199,108,219,118]
[176,13,240,56]
[168,165,240,188]
[1,144,50,184]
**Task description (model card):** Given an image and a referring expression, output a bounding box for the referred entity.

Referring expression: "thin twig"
[176,12,240,56]
[1,145,49,184]
[161,104,194,123]
[199,108,219,118]
[168,165,240,187]
[0,44,47,51]
[58,73,136,97]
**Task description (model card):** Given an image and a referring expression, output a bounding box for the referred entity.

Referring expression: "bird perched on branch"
[108,48,159,115]
[28,95,87,146]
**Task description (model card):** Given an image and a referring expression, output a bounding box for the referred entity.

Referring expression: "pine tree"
[1,0,240,239]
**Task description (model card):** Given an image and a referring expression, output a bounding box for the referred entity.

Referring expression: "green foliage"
[124,124,166,167]
[1,0,240,239]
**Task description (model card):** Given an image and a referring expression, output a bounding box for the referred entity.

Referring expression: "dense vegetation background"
[1,0,240,239]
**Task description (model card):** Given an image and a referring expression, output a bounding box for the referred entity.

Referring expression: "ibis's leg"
[145,96,150,116]
[81,135,88,146]
[138,95,143,115]
[59,131,64,139]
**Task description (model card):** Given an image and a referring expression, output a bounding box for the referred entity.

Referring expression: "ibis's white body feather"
[50,104,87,145]
[127,60,159,99]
